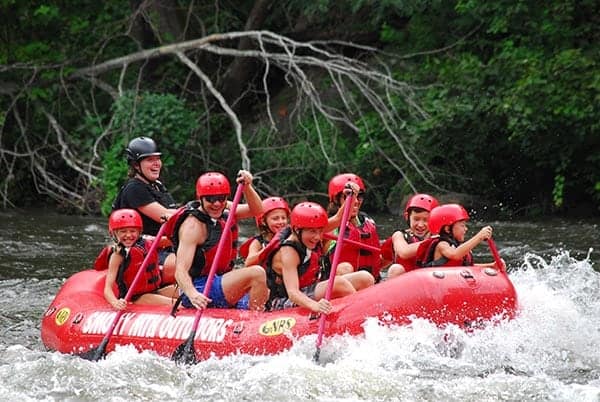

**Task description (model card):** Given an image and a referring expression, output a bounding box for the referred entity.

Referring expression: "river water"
[0,209,599,401]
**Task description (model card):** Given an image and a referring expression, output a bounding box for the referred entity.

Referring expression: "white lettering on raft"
[81,312,233,342]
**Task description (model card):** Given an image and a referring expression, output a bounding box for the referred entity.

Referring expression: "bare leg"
[315,276,356,300]
[343,271,374,291]
[386,263,406,279]
[335,262,354,275]
[134,292,175,306]
[157,284,179,299]
[221,266,269,310]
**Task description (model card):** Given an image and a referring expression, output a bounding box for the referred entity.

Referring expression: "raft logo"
[81,312,233,343]
[259,317,296,336]
[55,307,71,326]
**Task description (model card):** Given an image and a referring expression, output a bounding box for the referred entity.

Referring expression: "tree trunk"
[219,0,274,107]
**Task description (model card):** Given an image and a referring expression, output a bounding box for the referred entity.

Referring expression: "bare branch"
[175,51,250,171]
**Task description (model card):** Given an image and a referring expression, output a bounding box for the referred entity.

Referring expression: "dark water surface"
[1,209,599,401]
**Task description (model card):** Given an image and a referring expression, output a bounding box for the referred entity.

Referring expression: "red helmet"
[196,172,231,198]
[290,202,328,229]
[108,209,142,233]
[328,173,365,202]
[256,197,290,227]
[428,204,470,235]
[403,193,439,220]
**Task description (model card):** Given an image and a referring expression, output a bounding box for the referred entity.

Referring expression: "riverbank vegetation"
[1,1,598,217]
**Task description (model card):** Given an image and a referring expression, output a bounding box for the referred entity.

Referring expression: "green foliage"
[2,0,599,217]
[552,172,565,209]
[376,0,600,215]
[99,137,128,216]
[99,91,200,214]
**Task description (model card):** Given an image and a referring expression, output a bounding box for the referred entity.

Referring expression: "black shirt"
[112,178,177,236]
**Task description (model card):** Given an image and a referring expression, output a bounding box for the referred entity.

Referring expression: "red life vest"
[116,238,161,299]
[170,201,239,278]
[392,230,423,272]
[266,237,321,300]
[93,245,113,271]
[240,227,292,268]
[329,212,381,279]
[415,236,473,268]
[238,235,262,260]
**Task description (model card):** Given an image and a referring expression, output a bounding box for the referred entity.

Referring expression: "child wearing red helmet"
[241,196,291,267]
[386,193,439,278]
[267,201,374,312]
[103,209,177,310]
[420,203,498,268]
[326,173,383,280]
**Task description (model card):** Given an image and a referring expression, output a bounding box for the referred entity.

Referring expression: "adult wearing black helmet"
[113,137,178,233]
[112,137,179,281]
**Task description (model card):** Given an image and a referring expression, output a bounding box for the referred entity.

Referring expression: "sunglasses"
[342,191,365,201]
[204,194,228,203]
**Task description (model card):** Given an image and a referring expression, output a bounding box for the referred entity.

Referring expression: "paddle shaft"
[487,238,505,272]
[315,190,355,354]
[174,182,245,363]
[322,232,381,254]
[89,220,169,360]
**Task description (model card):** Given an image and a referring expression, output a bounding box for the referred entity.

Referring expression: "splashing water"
[0,251,598,401]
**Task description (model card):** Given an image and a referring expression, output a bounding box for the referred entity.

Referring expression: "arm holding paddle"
[174,214,212,309]
[233,170,263,220]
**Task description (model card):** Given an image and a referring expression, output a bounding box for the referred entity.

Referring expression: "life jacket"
[238,235,268,260]
[266,237,321,300]
[116,238,161,299]
[415,235,473,268]
[240,227,292,268]
[393,230,424,272]
[93,245,113,271]
[169,201,239,278]
[329,212,381,278]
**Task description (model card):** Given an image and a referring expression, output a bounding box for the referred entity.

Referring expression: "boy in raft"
[103,209,177,310]
[241,196,291,268]
[420,203,499,268]
[325,173,383,281]
[266,201,374,313]
[173,171,270,311]
[386,193,439,278]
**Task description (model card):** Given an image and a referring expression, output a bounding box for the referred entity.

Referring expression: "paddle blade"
[78,337,109,361]
[171,335,198,365]
[313,347,321,362]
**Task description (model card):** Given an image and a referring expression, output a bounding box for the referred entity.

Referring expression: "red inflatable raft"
[41,266,518,361]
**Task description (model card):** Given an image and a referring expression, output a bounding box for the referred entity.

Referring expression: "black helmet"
[126,137,161,164]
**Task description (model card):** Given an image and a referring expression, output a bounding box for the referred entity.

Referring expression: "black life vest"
[416,235,473,268]
[265,236,321,300]
[169,201,239,277]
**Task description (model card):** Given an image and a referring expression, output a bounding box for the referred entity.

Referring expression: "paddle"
[487,238,506,272]
[322,232,381,254]
[80,220,169,361]
[314,187,355,362]
[171,182,246,365]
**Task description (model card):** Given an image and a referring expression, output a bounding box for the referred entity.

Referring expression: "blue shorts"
[181,275,249,309]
